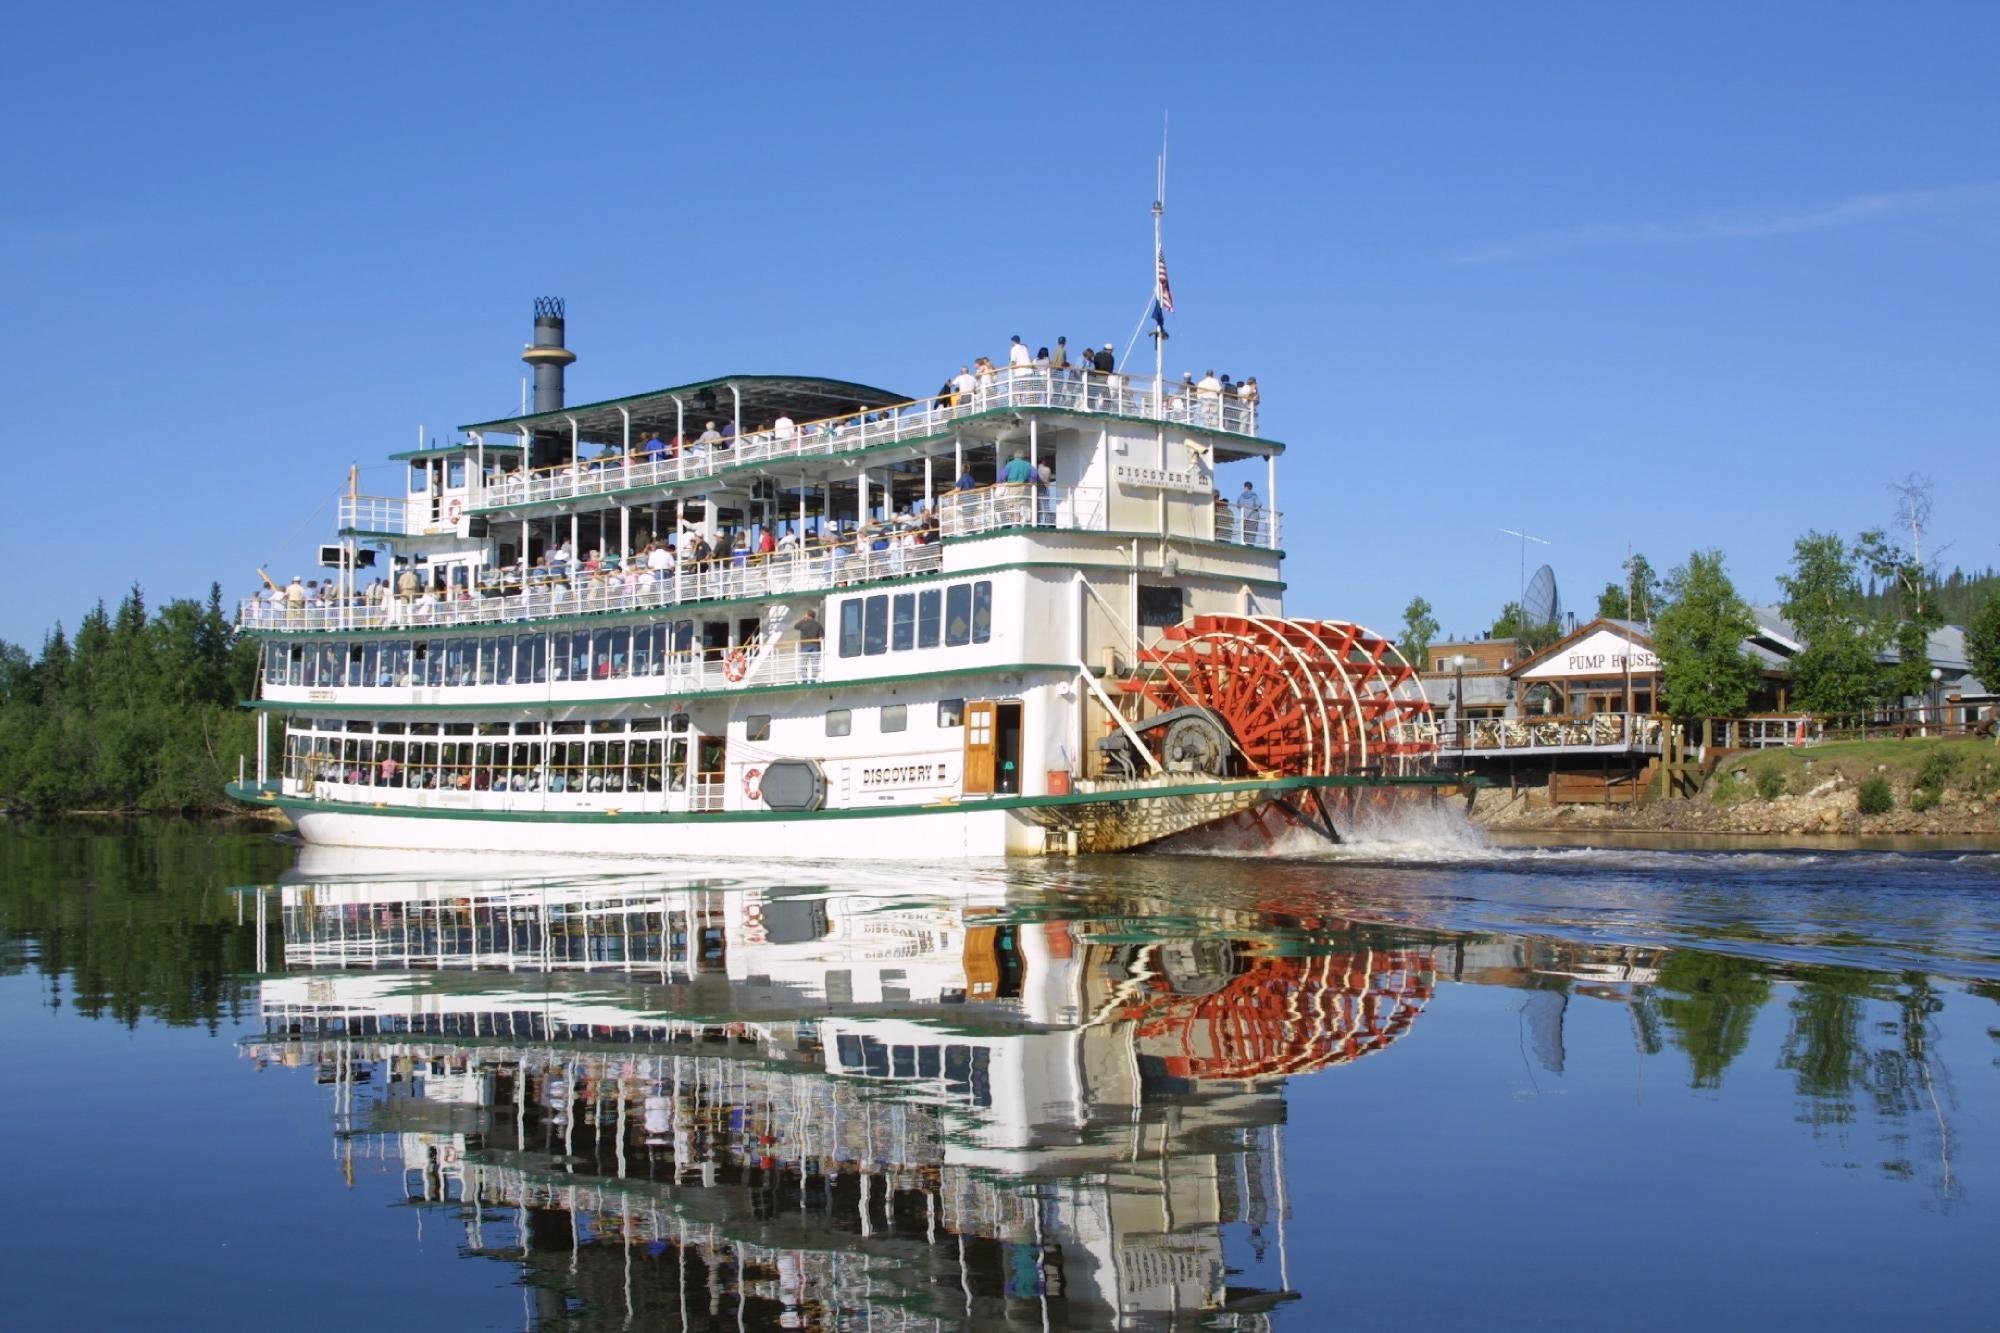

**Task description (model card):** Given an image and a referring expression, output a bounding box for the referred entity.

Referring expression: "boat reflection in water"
[240,862,1476,1329]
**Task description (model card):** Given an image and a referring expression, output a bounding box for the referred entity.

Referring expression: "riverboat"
[228,299,1443,856]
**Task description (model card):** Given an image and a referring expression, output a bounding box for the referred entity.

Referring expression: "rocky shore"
[1466,738,2000,837]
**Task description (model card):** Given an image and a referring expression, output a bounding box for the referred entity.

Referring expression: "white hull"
[286,801,1038,860]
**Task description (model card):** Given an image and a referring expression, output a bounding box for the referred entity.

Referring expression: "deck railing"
[471,369,1261,512]
[1433,712,1667,753]
[338,495,411,533]
[241,545,945,633]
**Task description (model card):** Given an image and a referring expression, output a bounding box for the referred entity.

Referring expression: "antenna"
[1497,527,1551,616]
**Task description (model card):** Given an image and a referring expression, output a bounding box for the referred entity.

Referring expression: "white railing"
[938,484,1104,538]
[239,544,943,633]
[471,369,1262,513]
[690,778,726,813]
[338,495,411,533]
[1435,713,1665,753]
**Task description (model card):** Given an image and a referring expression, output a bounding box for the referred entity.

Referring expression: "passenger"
[955,463,979,490]
[952,364,976,405]
[1034,346,1051,370]
[773,415,795,441]
[643,431,667,462]
[794,609,824,656]
[1008,335,1032,369]
[696,421,723,451]
[1237,480,1263,544]
[1051,336,1069,370]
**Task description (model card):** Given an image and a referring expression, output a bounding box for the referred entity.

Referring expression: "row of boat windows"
[288,701,966,742]
[263,621,731,689]
[838,580,992,658]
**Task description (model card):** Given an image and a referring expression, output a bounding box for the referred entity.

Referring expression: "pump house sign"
[1517,628,1659,680]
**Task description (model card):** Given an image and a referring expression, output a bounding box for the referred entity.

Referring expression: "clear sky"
[2,2,1994,648]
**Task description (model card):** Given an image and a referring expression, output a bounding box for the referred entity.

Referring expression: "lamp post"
[1452,654,1468,746]
[1930,666,1944,735]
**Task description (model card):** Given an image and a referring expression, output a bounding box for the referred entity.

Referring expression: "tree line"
[1396,477,2000,719]
[0,584,260,813]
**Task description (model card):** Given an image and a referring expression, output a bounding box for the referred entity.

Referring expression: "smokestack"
[521,297,575,413]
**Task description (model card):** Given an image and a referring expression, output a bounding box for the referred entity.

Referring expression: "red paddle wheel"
[1118,615,1436,777]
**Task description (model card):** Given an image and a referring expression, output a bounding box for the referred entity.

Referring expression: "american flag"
[1156,250,1174,313]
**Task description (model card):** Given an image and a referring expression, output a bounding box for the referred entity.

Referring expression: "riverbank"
[1469,737,2000,836]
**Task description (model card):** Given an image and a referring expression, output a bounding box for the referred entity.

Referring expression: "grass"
[1729,737,1994,796]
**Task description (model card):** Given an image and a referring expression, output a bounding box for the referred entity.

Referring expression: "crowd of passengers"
[480,339,1258,491]
[255,510,947,620]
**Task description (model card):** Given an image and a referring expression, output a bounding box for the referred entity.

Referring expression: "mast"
[1152,119,1168,420]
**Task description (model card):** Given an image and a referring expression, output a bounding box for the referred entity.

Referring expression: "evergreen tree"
[1596,582,1628,620]
[1968,589,2000,699]
[1653,550,1760,720]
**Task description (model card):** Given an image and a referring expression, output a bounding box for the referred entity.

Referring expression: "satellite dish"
[1523,564,1561,630]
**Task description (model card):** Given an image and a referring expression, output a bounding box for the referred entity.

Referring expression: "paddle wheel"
[1115,615,1437,778]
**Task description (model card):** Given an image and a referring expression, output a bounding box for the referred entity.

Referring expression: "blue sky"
[2,2,1995,648]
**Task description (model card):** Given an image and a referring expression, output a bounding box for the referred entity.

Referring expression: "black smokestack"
[521,296,576,413]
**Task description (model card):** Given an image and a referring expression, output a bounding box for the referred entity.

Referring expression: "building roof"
[460,374,914,445]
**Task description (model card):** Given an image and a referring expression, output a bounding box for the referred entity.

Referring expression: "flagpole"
[1152,196,1164,420]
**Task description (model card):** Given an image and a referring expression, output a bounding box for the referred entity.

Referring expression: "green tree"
[1857,475,1945,703]
[1778,531,1884,715]
[1655,950,1772,1089]
[1966,589,2000,704]
[1653,550,1760,723]
[1596,582,1629,619]
[1398,596,1439,670]
[1624,553,1661,621]
[1490,601,1522,639]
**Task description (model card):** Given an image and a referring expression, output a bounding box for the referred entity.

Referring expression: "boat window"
[938,698,965,727]
[972,581,992,643]
[863,596,889,655]
[891,594,915,652]
[408,462,427,494]
[447,459,466,489]
[826,709,852,737]
[945,584,972,647]
[668,711,689,733]
[745,714,771,742]
[1138,584,1184,628]
[839,599,864,658]
[881,704,907,733]
[917,589,941,648]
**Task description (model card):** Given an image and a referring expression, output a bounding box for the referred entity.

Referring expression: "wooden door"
[962,700,997,794]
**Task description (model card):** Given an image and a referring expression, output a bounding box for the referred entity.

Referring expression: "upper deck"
[243,363,1278,635]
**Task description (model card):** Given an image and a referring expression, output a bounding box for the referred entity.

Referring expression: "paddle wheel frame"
[1118,615,1437,778]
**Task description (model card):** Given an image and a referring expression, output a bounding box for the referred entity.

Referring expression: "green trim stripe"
[228,772,1463,826]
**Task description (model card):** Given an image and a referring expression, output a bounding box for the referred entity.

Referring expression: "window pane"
[891,594,915,651]
[938,698,964,727]
[826,709,851,737]
[839,600,864,658]
[917,589,941,648]
[972,581,992,643]
[746,714,771,742]
[945,584,971,647]
[863,596,888,655]
[881,704,907,733]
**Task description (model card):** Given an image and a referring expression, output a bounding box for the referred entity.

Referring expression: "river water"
[2,819,1996,1331]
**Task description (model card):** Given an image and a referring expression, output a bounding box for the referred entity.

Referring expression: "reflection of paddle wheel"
[1119,944,1435,1080]
[1117,616,1436,777]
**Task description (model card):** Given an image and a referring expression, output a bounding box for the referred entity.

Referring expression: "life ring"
[446,497,464,524]
[724,649,750,682]
[743,767,763,802]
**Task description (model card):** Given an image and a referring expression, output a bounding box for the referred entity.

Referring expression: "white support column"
[1266,452,1278,550]
[675,499,686,603]
[730,385,741,442]
[618,406,630,456]
[1029,417,1038,472]
[620,505,630,561]
[567,415,580,466]
[923,453,933,511]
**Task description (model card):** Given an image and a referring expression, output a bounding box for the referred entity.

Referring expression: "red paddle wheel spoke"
[1122,615,1438,776]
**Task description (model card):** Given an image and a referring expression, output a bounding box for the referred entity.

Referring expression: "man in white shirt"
[952,365,976,403]
[1008,335,1032,368]
[1237,481,1263,544]
[773,415,795,441]
[646,543,674,582]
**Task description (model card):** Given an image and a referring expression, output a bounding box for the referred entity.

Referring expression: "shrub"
[1910,787,1941,813]
[1857,776,1894,816]
[1711,772,1742,804]
[1755,768,1786,801]
[1916,749,1961,792]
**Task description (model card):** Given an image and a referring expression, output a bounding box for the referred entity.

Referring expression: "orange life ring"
[724,649,750,682]
[743,766,763,802]
[446,497,464,524]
